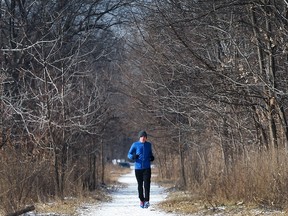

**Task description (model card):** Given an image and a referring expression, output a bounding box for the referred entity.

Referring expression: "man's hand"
[133,154,139,160]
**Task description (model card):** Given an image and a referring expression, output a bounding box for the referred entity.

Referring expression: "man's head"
[138,130,147,138]
[138,130,147,143]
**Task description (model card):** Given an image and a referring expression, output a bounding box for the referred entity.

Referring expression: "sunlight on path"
[77,169,178,216]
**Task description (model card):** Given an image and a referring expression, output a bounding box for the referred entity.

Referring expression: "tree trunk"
[221,118,233,172]
[264,1,278,149]
[178,128,186,188]
[278,106,288,150]
[252,106,269,150]
[0,77,5,149]
[92,153,96,189]
[251,3,278,149]
[178,144,186,188]
[101,138,105,184]
[6,205,35,216]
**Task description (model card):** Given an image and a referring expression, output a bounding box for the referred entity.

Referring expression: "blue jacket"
[127,141,154,170]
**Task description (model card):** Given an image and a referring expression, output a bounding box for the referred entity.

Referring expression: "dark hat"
[138,130,147,138]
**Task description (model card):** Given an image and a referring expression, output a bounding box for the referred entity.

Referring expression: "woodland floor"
[25,166,287,216]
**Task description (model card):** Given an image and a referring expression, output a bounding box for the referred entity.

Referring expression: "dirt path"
[77,169,179,216]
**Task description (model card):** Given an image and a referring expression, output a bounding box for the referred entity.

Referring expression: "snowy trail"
[78,169,179,216]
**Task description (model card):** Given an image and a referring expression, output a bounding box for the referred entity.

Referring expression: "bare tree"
[0,0,135,212]
[121,0,288,191]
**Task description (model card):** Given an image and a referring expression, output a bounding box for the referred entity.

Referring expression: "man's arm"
[150,143,154,161]
[127,143,135,160]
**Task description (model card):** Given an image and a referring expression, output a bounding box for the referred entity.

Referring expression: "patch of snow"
[77,170,179,216]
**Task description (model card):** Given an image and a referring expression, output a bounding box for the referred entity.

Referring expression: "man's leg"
[143,168,151,202]
[135,169,144,201]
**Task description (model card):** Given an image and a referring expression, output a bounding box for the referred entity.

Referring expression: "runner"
[127,130,155,208]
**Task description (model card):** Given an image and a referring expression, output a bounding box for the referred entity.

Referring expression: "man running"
[127,130,155,208]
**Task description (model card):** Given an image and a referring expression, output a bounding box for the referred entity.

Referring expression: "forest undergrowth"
[0,164,131,216]
[156,149,288,215]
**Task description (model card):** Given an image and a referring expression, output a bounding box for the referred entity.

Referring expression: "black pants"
[135,168,151,202]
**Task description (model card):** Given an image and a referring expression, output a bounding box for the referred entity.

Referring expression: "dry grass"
[35,198,84,216]
[158,191,203,214]
[28,164,131,215]
[157,148,288,215]
[158,191,287,215]
[105,163,132,184]
[34,190,110,216]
